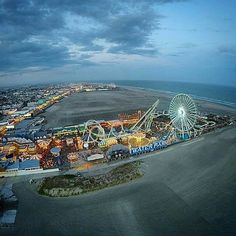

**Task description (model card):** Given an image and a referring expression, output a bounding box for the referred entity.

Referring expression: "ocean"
[111,80,236,108]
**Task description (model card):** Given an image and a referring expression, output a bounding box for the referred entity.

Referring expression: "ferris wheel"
[168,94,197,137]
[82,120,106,143]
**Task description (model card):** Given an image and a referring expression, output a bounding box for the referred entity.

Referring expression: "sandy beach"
[43,87,236,128]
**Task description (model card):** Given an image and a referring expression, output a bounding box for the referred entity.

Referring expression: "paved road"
[1,125,236,235]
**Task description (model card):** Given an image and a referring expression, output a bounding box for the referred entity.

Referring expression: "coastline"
[120,85,236,117]
[42,86,236,129]
[114,80,236,108]
[120,85,236,109]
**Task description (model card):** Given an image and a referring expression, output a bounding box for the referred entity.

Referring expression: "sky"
[0,0,236,87]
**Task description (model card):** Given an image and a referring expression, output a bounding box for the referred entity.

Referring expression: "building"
[28,143,36,155]
[86,154,104,162]
[0,119,9,126]
[36,99,45,105]
[18,144,28,154]
[6,117,45,139]
[31,130,49,140]
[14,118,38,131]
[6,160,19,172]
[0,210,17,227]
[106,144,130,161]
[66,138,74,146]
[67,152,79,162]
[6,159,40,172]
[11,110,31,117]
[50,147,61,157]
[19,159,40,170]
[37,139,51,150]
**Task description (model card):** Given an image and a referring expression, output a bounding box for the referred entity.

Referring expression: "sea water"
[112,80,236,108]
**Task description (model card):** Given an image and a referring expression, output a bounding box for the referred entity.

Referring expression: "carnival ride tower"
[130,99,159,132]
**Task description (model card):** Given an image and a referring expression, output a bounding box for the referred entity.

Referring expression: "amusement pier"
[0,84,233,176]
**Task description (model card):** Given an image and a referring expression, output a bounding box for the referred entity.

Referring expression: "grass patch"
[38,161,143,197]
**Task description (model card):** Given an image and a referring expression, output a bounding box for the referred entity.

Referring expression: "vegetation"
[38,161,143,197]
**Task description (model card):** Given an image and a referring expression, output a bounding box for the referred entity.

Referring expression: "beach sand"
[43,87,236,128]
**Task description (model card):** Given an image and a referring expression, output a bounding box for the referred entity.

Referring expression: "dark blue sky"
[0,0,236,87]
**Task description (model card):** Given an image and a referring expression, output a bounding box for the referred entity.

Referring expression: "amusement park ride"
[80,93,207,148]
[168,93,198,139]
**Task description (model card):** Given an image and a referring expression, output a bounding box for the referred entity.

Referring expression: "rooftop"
[6,159,40,171]
[19,159,40,170]
[50,147,61,154]
[0,210,17,225]
[6,160,19,170]
[14,119,34,130]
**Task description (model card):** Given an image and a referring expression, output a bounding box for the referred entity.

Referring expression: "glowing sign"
[130,140,167,156]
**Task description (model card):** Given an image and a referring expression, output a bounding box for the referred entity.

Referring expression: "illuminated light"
[178,107,186,117]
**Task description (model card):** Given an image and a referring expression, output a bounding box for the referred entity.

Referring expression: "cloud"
[0,0,186,74]
[0,40,70,71]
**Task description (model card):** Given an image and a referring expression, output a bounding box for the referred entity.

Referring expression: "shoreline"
[120,85,236,109]
[42,86,236,129]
